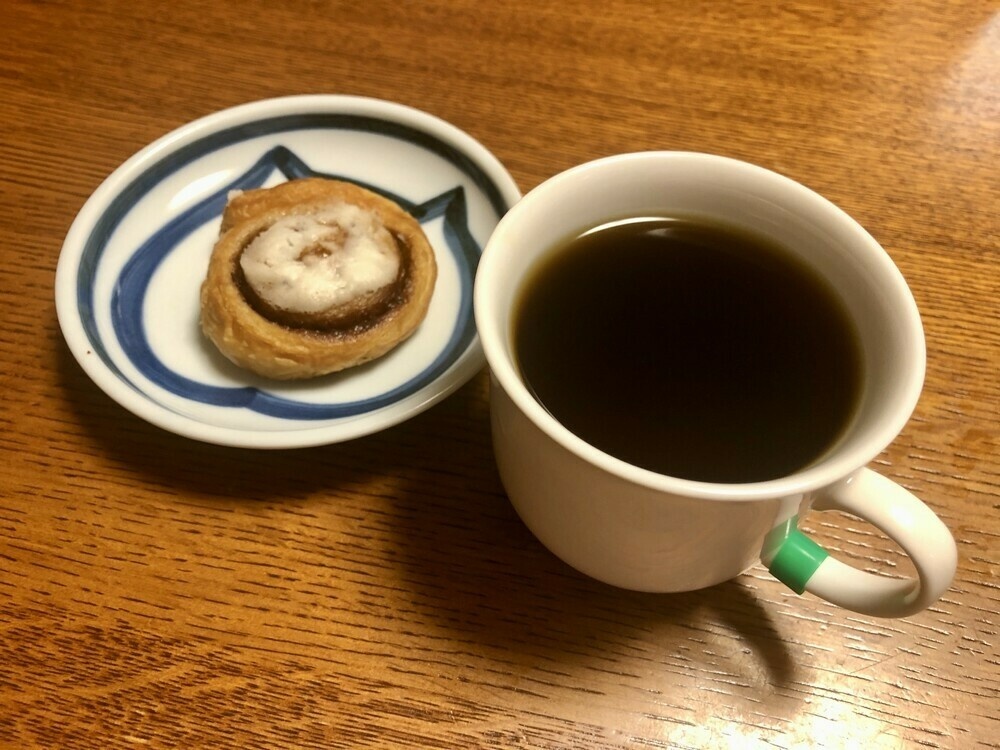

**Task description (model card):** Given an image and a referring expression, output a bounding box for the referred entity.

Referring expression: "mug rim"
[474,151,927,502]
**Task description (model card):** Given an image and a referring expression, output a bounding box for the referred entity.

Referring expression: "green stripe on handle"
[768,527,830,595]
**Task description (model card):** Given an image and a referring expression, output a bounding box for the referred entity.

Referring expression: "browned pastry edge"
[199,178,437,380]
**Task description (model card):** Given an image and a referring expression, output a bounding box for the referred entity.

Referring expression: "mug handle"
[762,469,958,617]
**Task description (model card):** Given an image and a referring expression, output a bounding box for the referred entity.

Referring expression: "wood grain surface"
[2,1,998,747]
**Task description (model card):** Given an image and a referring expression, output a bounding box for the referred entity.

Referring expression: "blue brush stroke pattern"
[77,114,511,421]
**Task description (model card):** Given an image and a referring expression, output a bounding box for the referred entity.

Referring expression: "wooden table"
[3,1,997,747]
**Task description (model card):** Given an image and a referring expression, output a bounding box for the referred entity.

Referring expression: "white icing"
[240,204,400,314]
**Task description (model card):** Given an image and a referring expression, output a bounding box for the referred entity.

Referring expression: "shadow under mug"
[474,152,957,618]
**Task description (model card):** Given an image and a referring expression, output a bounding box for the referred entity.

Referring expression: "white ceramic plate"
[55,95,521,448]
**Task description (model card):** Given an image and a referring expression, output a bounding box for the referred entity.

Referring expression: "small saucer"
[55,95,521,448]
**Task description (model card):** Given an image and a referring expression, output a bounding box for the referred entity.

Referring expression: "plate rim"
[55,94,522,448]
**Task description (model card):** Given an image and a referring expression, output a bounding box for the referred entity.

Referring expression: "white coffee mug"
[474,152,957,618]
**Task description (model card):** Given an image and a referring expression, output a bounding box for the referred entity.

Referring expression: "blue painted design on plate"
[76,113,510,421]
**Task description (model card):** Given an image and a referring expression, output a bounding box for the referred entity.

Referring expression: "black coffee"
[513,217,863,483]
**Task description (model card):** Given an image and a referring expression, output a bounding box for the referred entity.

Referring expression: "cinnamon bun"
[200,178,437,379]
